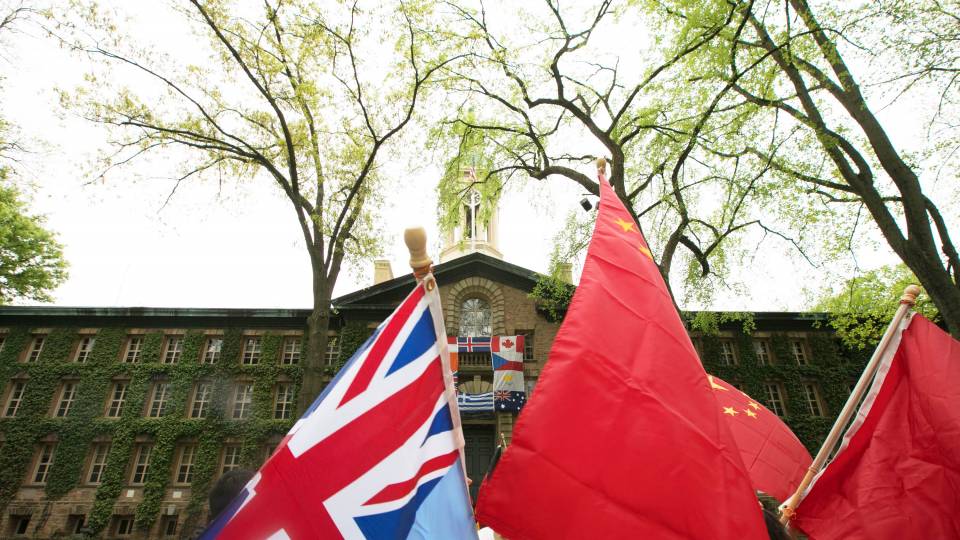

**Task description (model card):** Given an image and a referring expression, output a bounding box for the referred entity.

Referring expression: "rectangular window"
[274,383,294,420]
[67,515,86,535]
[753,340,772,366]
[114,516,134,537]
[87,443,111,484]
[32,443,56,484]
[241,337,262,365]
[190,383,211,419]
[26,335,45,362]
[282,337,302,365]
[764,384,787,417]
[4,381,27,417]
[803,383,825,417]
[130,444,152,485]
[55,382,78,417]
[324,336,340,366]
[161,515,178,537]
[221,445,241,475]
[74,336,96,363]
[10,515,30,536]
[163,336,183,364]
[232,384,254,419]
[106,382,128,418]
[515,330,535,361]
[148,383,170,418]
[175,445,196,484]
[124,336,143,363]
[718,340,738,366]
[203,338,223,364]
[791,340,809,366]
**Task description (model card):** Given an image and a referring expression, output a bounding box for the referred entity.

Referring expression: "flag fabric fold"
[708,374,812,502]
[202,279,478,540]
[475,172,766,539]
[793,314,960,539]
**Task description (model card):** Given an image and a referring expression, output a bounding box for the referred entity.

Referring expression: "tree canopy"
[0,181,67,303]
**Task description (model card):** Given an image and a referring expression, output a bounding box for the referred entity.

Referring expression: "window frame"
[147,382,171,418]
[202,337,223,364]
[73,335,96,363]
[791,339,810,366]
[753,339,773,366]
[802,382,826,417]
[162,335,184,364]
[123,336,144,364]
[763,383,788,417]
[54,381,79,418]
[459,296,492,337]
[130,443,153,485]
[190,382,212,419]
[232,383,254,419]
[24,335,45,363]
[174,444,197,485]
[516,330,535,362]
[282,337,302,365]
[718,339,739,366]
[3,380,28,417]
[220,445,241,475]
[105,381,129,418]
[86,443,111,485]
[324,334,340,366]
[31,442,57,484]
[273,383,294,420]
[241,336,262,365]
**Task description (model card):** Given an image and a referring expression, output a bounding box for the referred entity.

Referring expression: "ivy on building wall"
[0,325,303,536]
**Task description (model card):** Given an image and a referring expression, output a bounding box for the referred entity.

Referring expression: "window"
[130,444,152,485]
[175,444,197,484]
[106,382,128,418]
[124,336,143,363]
[718,340,738,366]
[148,382,171,418]
[791,339,809,366]
[753,340,772,366]
[9,515,30,536]
[161,515,178,537]
[163,336,183,364]
[274,383,294,420]
[54,382,78,417]
[66,515,86,535]
[221,445,241,474]
[764,384,787,417]
[203,338,223,364]
[74,336,96,363]
[242,337,262,365]
[324,336,340,366]
[459,297,491,337]
[803,383,825,417]
[32,443,56,484]
[87,443,111,484]
[4,381,27,417]
[232,384,254,419]
[516,330,535,361]
[25,335,45,362]
[190,383,211,419]
[113,516,134,537]
[281,337,302,365]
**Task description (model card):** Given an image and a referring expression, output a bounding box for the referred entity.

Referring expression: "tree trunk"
[299,267,332,413]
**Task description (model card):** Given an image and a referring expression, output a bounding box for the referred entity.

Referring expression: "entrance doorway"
[462,424,496,502]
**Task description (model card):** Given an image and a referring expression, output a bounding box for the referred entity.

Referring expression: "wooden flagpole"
[779,284,921,525]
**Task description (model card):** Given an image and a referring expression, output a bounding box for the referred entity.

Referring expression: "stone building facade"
[0,251,864,538]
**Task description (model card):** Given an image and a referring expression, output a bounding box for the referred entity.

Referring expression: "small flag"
[492,336,525,412]
[202,280,478,539]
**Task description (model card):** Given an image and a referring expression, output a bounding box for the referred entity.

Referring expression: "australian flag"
[201,280,478,539]
[492,336,526,412]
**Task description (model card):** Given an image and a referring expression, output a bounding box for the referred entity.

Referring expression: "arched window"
[459,297,491,337]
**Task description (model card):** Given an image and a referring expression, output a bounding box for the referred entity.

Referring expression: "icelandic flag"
[457,336,491,352]
[492,336,525,412]
[201,279,478,539]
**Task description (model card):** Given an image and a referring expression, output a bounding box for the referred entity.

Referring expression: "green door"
[462,425,496,502]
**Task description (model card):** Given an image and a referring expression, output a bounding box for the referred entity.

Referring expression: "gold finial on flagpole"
[596,157,607,176]
[404,227,434,285]
[901,284,921,305]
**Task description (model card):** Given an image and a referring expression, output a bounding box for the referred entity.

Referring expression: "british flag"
[202,280,478,539]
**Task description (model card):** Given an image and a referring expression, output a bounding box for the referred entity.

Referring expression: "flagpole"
[404,227,473,489]
[779,284,921,525]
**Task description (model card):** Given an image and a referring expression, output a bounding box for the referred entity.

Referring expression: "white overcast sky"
[1,1,932,312]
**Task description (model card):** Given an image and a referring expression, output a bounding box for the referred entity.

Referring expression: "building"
[0,199,869,538]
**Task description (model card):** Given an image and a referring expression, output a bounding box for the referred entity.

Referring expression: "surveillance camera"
[580,198,593,212]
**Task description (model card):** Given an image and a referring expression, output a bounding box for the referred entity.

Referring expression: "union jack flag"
[202,280,478,539]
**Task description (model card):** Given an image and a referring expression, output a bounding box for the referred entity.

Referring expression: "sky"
[0,1,935,312]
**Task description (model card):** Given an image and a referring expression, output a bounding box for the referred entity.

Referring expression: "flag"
[707,375,812,502]
[475,171,766,539]
[447,336,460,387]
[457,336,491,352]
[492,336,526,412]
[458,391,494,412]
[793,315,960,539]
[202,280,478,540]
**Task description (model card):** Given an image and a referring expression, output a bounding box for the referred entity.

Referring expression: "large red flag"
[475,172,766,539]
[793,315,960,539]
[708,375,812,502]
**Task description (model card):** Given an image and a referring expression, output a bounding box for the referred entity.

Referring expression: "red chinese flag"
[708,375,812,502]
[475,173,766,539]
[794,315,960,539]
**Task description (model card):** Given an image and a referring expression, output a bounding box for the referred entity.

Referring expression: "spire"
[439,167,502,262]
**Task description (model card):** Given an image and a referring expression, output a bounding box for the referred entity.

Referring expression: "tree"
[641,0,960,336]
[432,0,800,309]
[0,181,67,303]
[814,264,938,349]
[62,0,457,403]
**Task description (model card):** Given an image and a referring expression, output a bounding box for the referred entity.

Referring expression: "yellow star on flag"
[745,409,758,419]
[748,401,760,410]
[722,406,738,416]
[614,217,636,233]
[638,244,654,261]
[708,375,728,391]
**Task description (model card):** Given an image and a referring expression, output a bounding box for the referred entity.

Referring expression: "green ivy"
[333,322,374,373]
[0,326,303,536]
